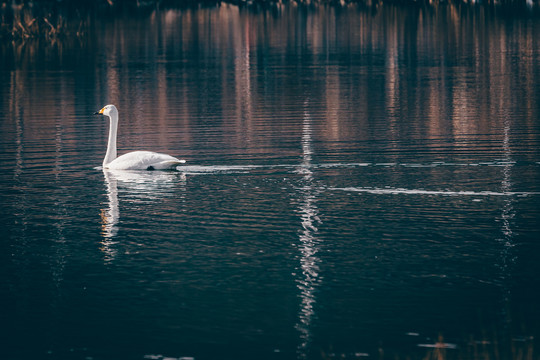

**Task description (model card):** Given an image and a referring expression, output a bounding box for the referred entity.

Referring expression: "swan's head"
[94,104,118,117]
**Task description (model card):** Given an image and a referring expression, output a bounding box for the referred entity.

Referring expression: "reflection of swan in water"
[101,170,120,262]
[94,104,186,170]
[295,101,322,358]
[100,169,186,262]
[105,168,185,200]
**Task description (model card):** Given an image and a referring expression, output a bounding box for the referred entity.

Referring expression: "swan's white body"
[96,105,185,170]
[106,151,184,170]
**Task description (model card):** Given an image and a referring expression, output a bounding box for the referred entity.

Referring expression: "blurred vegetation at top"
[1,0,539,41]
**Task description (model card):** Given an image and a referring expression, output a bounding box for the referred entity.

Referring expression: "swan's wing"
[107,151,185,170]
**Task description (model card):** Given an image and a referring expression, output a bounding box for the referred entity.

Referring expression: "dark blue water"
[1,4,540,360]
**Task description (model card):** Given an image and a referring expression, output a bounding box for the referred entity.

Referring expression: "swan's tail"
[150,159,186,170]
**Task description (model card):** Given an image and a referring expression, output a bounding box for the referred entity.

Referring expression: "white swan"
[95,104,186,170]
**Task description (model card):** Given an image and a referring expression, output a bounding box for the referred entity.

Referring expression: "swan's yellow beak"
[94,107,105,115]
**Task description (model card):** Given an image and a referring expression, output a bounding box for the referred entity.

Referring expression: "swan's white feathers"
[106,151,184,170]
[96,104,186,171]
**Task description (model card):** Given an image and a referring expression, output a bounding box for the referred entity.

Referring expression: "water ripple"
[329,186,540,197]
[178,160,538,174]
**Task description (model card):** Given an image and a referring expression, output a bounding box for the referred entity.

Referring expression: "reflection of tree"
[295,101,322,359]
[497,118,516,327]
[1,2,89,42]
[6,4,538,164]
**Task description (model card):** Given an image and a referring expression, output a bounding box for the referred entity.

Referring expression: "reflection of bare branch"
[2,4,88,42]
[43,18,56,34]
[16,21,28,37]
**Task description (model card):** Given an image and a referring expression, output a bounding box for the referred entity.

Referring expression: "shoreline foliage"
[1,0,539,42]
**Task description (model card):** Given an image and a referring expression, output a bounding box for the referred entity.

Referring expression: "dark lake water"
[1,3,540,360]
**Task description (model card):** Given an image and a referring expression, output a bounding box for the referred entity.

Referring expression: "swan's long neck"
[103,111,118,167]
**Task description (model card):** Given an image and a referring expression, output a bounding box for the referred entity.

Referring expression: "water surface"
[1,4,540,360]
